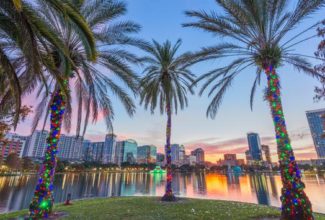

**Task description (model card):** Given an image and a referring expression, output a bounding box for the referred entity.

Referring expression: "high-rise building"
[82,140,92,161]
[102,134,117,164]
[223,154,237,168]
[115,140,137,165]
[191,148,205,164]
[245,150,253,165]
[179,145,185,165]
[171,144,180,165]
[306,109,325,158]
[90,142,104,162]
[217,154,245,166]
[123,140,137,164]
[156,153,165,166]
[184,155,197,166]
[224,154,237,165]
[247,133,262,161]
[5,134,31,157]
[72,137,83,160]
[26,130,49,159]
[115,141,124,165]
[57,135,83,161]
[21,136,30,157]
[0,134,27,159]
[137,145,157,164]
[261,145,272,164]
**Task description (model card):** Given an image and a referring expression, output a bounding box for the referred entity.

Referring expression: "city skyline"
[4,119,323,164]
[11,0,325,162]
[1,131,208,168]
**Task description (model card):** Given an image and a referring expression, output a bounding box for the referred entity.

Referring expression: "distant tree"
[121,162,131,167]
[147,163,156,170]
[34,163,40,172]
[5,153,21,171]
[55,160,68,173]
[299,164,312,171]
[21,157,34,171]
[0,154,3,167]
[0,105,32,144]
[194,164,205,171]
[179,164,194,172]
[70,163,85,172]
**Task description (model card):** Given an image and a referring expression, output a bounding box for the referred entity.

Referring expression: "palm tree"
[28,0,141,218]
[139,39,196,201]
[0,0,95,128]
[314,20,325,102]
[184,0,324,219]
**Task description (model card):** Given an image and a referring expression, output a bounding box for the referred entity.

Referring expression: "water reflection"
[0,172,325,214]
[249,175,269,205]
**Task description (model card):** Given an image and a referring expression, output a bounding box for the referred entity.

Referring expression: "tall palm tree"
[28,0,141,218]
[139,39,196,201]
[314,20,325,102]
[0,0,95,128]
[184,0,324,219]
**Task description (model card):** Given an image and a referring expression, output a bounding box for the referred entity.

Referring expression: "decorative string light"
[265,65,313,220]
[162,102,175,201]
[29,88,66,218]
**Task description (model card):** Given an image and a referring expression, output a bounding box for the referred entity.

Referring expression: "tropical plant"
[0,105,32,144]
[314,20,325,138]
[0,0,95,128]
[5,152,21,171]
[314,20,325,101]
[21,157,34,171]
[184,0,325,219]
[139,39,196,201]
[0,154,3,167]
[28,0,142,218]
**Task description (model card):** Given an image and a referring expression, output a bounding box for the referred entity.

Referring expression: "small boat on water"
[150,166,166,174]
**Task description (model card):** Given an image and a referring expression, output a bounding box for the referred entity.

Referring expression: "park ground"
[1,197,325,220]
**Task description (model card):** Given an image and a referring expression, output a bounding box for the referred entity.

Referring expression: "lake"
[1,172,325,214]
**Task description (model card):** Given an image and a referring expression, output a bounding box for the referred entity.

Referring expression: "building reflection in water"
[226,173,241,194]
[249,175,270,205]
[193,172,207,195]
[268,174,278,199]
[0,173,325,214]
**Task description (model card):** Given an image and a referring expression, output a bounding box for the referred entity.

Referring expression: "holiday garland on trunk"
[29,89,66,218]
[265,65,313,220]
[162,101,175,201]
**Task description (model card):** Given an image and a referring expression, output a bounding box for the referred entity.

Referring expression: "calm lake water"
[1,172,325,214]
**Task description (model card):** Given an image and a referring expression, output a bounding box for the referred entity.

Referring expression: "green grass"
[1,197,325,220]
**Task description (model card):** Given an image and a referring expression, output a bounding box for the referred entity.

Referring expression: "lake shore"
[2,169,324,177]
[1,197,325,220]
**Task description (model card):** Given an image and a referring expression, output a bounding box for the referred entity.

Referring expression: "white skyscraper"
[57,135,83,161]
[179,145,185,165]
[26,130,49,158]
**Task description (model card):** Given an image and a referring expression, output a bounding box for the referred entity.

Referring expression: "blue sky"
[17,0,325,162]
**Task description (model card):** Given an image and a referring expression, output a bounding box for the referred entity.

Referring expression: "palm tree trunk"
[265,65,313,220]
[29,89,65,218]
[162,100,175,201]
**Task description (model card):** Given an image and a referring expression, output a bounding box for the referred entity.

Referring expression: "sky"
[14,0,325,163]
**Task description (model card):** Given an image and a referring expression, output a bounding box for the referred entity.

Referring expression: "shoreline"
[1,170,324,177]
[1,197,325,220]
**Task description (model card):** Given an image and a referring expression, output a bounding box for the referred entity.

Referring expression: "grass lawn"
[1,197,325,220]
